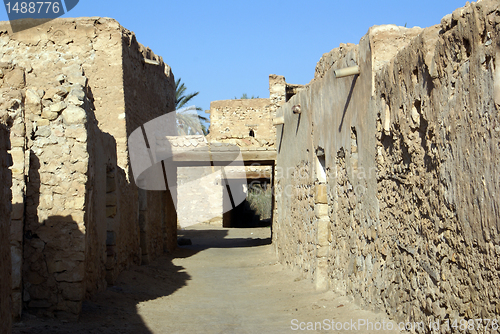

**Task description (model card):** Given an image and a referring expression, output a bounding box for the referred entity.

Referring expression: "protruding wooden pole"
[273,116,285,126]
[334,65,359,78]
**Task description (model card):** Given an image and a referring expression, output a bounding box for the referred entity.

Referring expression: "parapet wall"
[274,0,500,325]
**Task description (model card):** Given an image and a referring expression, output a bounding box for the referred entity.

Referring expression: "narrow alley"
[13,224,399,334]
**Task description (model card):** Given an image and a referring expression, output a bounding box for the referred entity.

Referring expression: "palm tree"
[175,78,209,135]
[176,106,208,136]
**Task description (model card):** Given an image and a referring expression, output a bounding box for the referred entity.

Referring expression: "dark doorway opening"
[223,179,272,228]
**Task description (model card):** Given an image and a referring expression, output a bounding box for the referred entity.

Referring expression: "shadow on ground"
[177,227,271,250]
[13,226,270,333]
[14,248,193,334]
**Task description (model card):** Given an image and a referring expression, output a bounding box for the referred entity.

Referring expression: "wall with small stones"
[20,68,98,320]
[0,97,13,334]
[209,98,276,146]
[274,0,500,327]
[0,17,177,320]
[370,0,500,324]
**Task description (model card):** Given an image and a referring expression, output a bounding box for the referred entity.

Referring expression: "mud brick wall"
[84,102,117,301]
[121,27,177,261]
[273,29,368,287]
[0,17,177,319]
[273,0,500,326]
[0,99,13,334]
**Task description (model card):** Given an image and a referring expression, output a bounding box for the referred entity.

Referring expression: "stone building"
[0,17,177,322]
[175,76,298,228]
[273,0,500,325]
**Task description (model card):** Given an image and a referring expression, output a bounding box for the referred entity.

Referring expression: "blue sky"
[2,0,467,119]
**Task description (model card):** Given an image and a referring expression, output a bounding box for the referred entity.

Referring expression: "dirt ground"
[13,224,401,333]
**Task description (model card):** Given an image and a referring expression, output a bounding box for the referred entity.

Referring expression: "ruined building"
[273,0,500,325]
[0,17,177,324]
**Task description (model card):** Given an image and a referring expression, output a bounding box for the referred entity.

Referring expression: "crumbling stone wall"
[274,0,500,326]
[21,67,95,320]
[313,43,358,80]
[0,104,12,334]
[0,17,177,320]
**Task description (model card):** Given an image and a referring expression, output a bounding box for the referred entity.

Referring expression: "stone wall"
[209,98,276,145]
[121,26,177,262]
[274,0,500,327]
[371,1,500,323]
[207,93,279,181]
[0,95,12,334]
[0,17,177,320]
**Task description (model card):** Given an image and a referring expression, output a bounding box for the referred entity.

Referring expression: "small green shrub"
[246,183,272,220]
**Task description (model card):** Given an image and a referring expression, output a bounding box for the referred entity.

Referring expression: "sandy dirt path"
[13,224,402,333]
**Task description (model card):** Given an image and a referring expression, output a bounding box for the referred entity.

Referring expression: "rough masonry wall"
[274,0,500,327]
[209,98,276,146]
[371,1,500,324]
[0,103,12,334]
[0,17,177,319]
[273,32,367,287]
[0,20,114,319]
